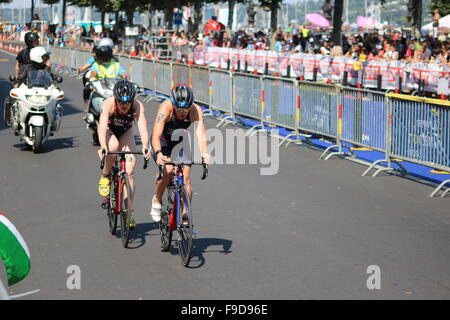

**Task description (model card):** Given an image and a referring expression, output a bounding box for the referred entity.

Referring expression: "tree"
[429,0,450,17]
[331,0,343,46]
[322,0,333,22]
[406,0,422,37]
[259,0,283,33]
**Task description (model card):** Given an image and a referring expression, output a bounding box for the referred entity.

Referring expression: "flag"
[0,212,31,286]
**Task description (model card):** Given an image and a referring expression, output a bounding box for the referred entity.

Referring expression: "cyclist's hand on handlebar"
[156,153,168,167]
[202,152,212,165]
[142,147,151,160]
[98,148,108,160]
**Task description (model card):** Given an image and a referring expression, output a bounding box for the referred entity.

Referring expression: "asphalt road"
[0,49,449,300]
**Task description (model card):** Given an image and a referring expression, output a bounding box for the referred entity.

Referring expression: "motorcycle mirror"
[9,75,16,82]
[56,76,63,83]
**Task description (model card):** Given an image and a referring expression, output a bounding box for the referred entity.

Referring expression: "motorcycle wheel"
[32,126,44,153]
[92,131,100,146]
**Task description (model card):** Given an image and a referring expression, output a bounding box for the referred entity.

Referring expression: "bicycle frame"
[158,161,208,231]
[170,166,186,231]
[100,150,149,216]
[114,155,129,215]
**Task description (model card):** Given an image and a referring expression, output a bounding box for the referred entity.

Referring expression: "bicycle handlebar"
[157,161,208,181]
[100,149,149,170]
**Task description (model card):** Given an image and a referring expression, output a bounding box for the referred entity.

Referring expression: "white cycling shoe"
[150,195,161,222]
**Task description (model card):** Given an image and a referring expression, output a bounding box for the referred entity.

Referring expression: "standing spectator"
[432,9,441,39]
[420,40,432,61]
[383,41,399,61]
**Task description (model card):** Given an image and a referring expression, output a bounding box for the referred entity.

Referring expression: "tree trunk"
[270,2,278,33]
[228,0,235,30]
[331,0,344,46]
[115,11,119,29]
[31,0,34,23]
[126,10,134,26]
[101,11,105,29]
[412,0,422,37]
[165,8,174,30]
[194,0,202,32]
[62,0,67,26]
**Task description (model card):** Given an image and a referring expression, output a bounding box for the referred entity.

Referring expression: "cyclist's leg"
[154,156,173,204]
[152,140,173,204]
[102,129,120,176]
[182,165,192,201]
[118,128,137,201]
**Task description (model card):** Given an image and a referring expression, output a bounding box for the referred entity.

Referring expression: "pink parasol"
[306,14,330,28]
[357,16,378,29]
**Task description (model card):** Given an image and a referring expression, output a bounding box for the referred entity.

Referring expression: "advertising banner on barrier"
[254,50,267,74]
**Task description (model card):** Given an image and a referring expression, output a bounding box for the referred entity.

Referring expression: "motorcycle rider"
[77,38,116,118]
[4,32,49,126]
[89,45,128,81]
[15,47,55,87]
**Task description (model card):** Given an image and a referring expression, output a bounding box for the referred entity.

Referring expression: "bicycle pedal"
[101,202,108,209]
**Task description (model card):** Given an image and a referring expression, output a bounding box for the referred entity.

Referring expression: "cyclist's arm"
[151,100,170,152]
[135,100,150,151]
[98,98,113,151]
[192,104,208,156]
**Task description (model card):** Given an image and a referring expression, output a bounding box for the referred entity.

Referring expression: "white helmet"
[30,46,49,64]
[98,37,114,49]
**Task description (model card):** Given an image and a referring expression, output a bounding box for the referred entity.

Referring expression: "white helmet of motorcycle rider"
[30,46,50,64]
[98,37,114,49]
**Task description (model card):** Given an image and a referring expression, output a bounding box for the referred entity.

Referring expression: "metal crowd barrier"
[40,46,450,197]
[210,69,233,115]
[233,72,262,121]
[190,65,210,105]
[341,88,387,152]
[154,60,172,96]
[298,82,339,139]
[129,57,144,85]
[142,60,155,91]
[172,62,190,87]
[263,77,298,131]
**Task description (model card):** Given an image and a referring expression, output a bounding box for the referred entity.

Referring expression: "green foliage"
[429,0,450,16]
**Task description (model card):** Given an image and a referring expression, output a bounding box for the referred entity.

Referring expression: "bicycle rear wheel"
[107,179,118,235]
[177,187,193,267]
[120,174,132,248]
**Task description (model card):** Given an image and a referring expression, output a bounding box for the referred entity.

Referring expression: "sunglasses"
[175,106,191,112]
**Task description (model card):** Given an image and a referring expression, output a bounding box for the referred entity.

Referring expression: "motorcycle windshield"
[101,78,120,91]
[27,70,53,88]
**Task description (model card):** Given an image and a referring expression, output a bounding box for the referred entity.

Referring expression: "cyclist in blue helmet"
[149,83,211,222]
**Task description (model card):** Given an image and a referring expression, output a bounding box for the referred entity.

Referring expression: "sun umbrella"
[357,16,378,29]
[306,14,330,28]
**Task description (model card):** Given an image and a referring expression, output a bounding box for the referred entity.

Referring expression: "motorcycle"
[5,70,64,153]
[84,76,120,145]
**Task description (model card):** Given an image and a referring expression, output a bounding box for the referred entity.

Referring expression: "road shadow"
[167,237,233,269]
[12,136,77,153]
[126,222,159,249]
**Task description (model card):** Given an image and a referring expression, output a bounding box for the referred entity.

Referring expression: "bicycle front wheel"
[120,174,133,248]
[159,209,172,252]
[177,187,193,267]
[107,177,117,235]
